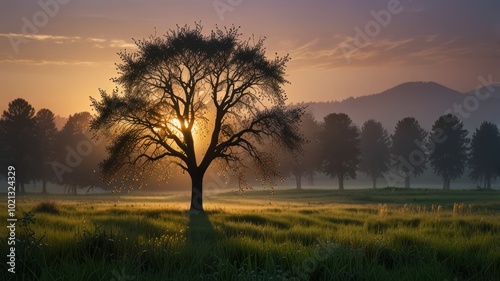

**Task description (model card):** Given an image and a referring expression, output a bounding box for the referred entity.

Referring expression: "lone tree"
[319,113,360,190]
[359,119,391,189]
[90,25,303,212]
[391,117,427,188]
[429,114,468,190]
[469,121,500,189]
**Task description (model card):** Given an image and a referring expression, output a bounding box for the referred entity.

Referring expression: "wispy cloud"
[0,33,82,42]
[0,58,100,66]
[0,33,136,49]
[284,35,498,70]
[372,38,414,51]
[109,39,136,48]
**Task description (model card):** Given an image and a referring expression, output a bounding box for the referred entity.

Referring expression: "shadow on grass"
[187,212,219,243]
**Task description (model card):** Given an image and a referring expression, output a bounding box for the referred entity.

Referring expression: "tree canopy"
[90,24,303,212]
[34,108,58,193]
[54,112,105,194]
[0,98,37,193]
[391,117,427,188]
[469,121,500,189]
[359,119,391,189]
[278,113,321,189]
[429,114,469,190]
[319,113,360,190]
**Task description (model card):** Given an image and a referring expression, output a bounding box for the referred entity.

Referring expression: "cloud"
[0,33,82,42]
[0,58,99,66]
[284,34,498,71]
[373,38,414,51]
[0,33,136,50]
[109,39,136,49]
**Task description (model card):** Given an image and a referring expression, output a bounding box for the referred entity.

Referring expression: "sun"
[170,118,187,134]
[170,118,200,136]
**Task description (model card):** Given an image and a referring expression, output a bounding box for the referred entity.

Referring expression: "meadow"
[1,188,499,281]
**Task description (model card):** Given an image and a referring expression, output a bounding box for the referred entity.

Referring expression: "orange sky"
[1,0,499,117]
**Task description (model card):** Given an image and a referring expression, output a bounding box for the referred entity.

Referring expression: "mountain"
[301,81,500,133]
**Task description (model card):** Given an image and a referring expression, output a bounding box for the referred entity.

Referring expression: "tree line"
[1,98,499,194]
[280,112,500,190]
[0,98,106,194]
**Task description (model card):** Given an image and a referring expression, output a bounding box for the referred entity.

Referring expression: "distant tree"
[391,117,427,188]
[279,113,321,189]
[319,113,360,190]
[469,121,500,189]
[54,112,105,194]
[33,109,58,193]
[0,98,37,194]
[90,24,303,212]
[429,114,469,190]
[359,119,391,189]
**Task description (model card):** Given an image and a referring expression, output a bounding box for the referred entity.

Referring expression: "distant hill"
[300,81,500,133]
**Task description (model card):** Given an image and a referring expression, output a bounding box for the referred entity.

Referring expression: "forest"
[1,97,499,195]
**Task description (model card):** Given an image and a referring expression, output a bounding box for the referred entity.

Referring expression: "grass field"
[1,188,499,280]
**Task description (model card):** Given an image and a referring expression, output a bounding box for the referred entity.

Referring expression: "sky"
[0,0,499,117]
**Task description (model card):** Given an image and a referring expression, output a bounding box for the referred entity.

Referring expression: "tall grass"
[0,189,499,280]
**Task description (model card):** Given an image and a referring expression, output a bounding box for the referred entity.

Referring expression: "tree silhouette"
[359,119,391,189]
[90,24,303,212]
[319,113,360,190]
[279,113,321,189]
[54,112,105,194]
[391,117,427,188]
[469,121,500,189]
[0,98,36,194]
[429,114,468,190]
[34,109,58,193]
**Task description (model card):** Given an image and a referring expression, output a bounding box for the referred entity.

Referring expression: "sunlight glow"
[171,118,184,130]
[170,118,200,137]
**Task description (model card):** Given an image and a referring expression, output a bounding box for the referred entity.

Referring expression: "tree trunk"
[189,171,205,213]
[42,179,47,194]
[15,181,25,194]
[404,176,410,189]
[308,173,314,186]
[372,176,377,189]
[338,175,344,190]
[295,174,302,190]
